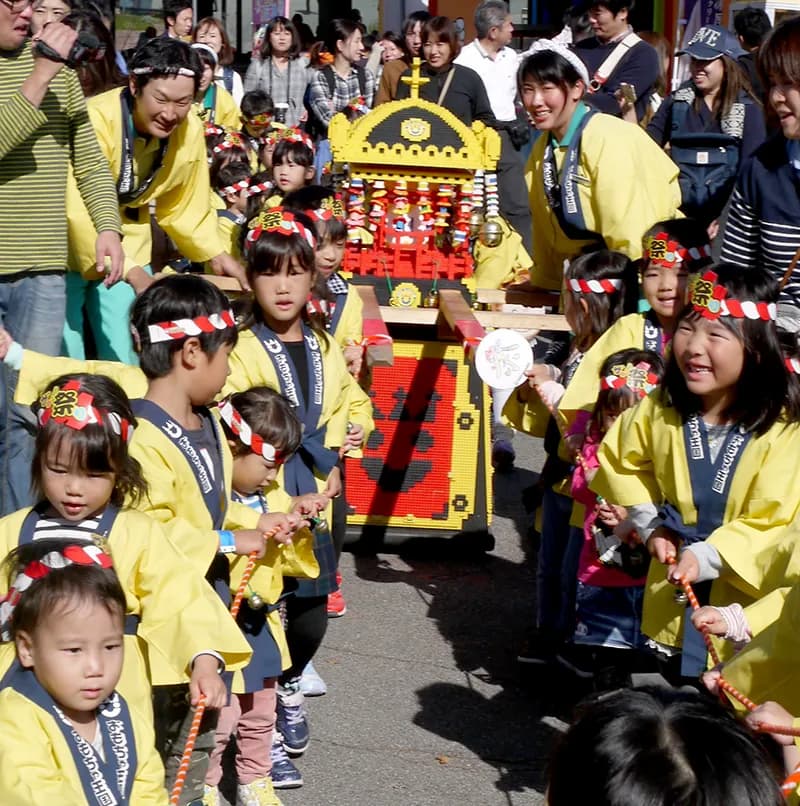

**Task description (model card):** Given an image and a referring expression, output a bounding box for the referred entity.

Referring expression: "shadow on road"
[348,465,589,801]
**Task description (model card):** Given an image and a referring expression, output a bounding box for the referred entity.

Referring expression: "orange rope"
[168,695,206,805]
[169,528,277,804]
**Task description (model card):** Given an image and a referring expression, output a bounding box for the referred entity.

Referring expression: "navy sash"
[132,400,227,529]
[19,502,120,546]
[673,415,751,675]
[642,309,663,354]
[117,88,166,205]
[542,108,604,243]
[1,662,137,805]
[252,323,339,495]
[328,292,346,335]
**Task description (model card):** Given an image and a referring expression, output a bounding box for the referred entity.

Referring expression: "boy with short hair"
[215,162,252,261]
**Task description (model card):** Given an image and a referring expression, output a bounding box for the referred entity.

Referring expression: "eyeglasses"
[0,0,33,13]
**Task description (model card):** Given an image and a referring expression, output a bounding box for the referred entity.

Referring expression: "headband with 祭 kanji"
[600,361,660,399]
[246,208,317,248]
[688,271,776,321]
[0,544,114,641]
[38,380,133,443]
[306,197,345,222]
[643,232,711,270]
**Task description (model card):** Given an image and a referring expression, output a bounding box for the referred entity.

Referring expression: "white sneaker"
[236,775,283,806]
[299,660,327,697]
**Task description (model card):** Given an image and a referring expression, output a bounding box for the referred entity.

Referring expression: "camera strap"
[117,88,168,205]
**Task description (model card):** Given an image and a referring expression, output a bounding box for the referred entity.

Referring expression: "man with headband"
[62,37,250,368]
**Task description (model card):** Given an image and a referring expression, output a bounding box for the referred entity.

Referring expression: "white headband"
[524,39,590,87]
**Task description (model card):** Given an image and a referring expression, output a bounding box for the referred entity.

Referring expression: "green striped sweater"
[0,44,120,275]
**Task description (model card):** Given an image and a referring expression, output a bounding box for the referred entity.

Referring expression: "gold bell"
[479,219,503,247]
[423,288,439,308]
[673,589,688,606]
[248,592,265,610]
[469,210,485,237]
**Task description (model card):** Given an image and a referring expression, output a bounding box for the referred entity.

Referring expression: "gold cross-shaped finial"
[400,57,430,100]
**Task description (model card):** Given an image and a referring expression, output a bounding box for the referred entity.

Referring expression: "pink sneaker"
[327,571,347,617]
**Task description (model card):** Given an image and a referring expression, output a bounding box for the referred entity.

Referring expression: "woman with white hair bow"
[520,40,683,292]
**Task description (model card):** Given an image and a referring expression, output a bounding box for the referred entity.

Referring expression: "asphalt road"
[221,427,586,806]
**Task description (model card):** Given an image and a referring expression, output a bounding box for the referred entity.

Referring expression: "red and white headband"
[218,399,285,464]
[786,357,800,375]
[213,132,246,154]
[218,179,250,197]
[0,544,114,641]
[567,278,622,294]
[247,180,274,197]
[600,361,659,399]
[38,381,133,443]
[643,232,711,270]
[246,208,317,248]
[689,271,776,321]
[145,309,236,343]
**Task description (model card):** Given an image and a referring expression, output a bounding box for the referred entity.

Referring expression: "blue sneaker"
[299,661,327,697]
[270,731,303,788]
[276,679,309,756]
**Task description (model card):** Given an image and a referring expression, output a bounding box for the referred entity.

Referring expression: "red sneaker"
[327,572,347,618]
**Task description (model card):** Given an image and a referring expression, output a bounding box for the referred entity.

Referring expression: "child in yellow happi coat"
[0,539,167,804]
[594,265,800,679]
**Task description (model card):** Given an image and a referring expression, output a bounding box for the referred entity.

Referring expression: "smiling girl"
[592,264,800,679]
[520,41,682,292]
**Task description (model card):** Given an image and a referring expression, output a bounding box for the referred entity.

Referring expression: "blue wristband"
[217,530,236,554]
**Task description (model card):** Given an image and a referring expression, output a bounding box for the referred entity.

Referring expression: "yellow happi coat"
[593,395,800,649]
[0,683,167,805]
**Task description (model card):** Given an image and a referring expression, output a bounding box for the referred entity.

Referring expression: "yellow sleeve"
[225,500,261,531]
[128,436,220,574]
[154,125,225,263]
[708,425,800,598]
[332,285,364,348]
[586,120,681,261]
[14,350,148,406]
[124,512,252,678]
[214,86,241,131]
[557,314,643,431]
[592,397,662,506]
[721,582,800,717]
[473,217,532,290]
[338,369,374,458]
[501,383,550,438]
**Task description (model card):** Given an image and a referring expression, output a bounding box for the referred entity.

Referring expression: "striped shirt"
[0,44,121,275]
[720,135,800,306]
[31,515,100,541]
